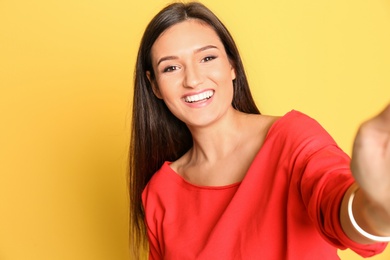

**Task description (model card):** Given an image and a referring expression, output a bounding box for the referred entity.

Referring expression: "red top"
[142,110,387,259]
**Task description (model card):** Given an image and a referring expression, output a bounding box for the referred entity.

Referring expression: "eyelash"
[202,55,217,62]
[163,66,179,73]
[162,56,217,73]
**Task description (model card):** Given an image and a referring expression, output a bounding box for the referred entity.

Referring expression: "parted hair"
[129,1,260,257]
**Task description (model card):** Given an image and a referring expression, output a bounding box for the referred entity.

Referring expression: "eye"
[163,65,180,73]
[201,56,217,63]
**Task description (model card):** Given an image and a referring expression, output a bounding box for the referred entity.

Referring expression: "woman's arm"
[340,104,390,244]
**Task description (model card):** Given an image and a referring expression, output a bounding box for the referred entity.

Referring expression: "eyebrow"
[156,45,218,66]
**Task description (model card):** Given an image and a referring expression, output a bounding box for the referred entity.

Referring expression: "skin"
[341,104,390,243]
[149,19,237,129]
[148,19,277,186]
[148,19,390,243]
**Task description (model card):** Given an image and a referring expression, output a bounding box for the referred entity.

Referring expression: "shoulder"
[273,110,321,128]
[236,111,334,157]
[146,161,175,186]
[142,162,173,202]
[268,110,331,138]
[263,110,338,154]
[250,110,322,135]
[241,113,279,142]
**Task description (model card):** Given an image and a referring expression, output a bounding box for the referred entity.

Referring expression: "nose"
[183,64,203,88]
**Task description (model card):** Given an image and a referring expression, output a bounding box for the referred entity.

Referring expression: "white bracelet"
[348,186,390,242]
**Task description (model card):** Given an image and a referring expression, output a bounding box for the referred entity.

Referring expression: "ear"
[231,66,236,81]
[146,71,162,99]
[231,67,236,80]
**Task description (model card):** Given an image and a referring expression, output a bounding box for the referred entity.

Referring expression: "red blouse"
[142,110,387,259]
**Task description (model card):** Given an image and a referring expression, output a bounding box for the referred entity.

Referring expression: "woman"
[130,2,390,259]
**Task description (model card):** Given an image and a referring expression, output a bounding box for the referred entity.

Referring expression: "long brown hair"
[129,1,260,257]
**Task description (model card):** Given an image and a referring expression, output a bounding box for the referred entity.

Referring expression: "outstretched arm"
[340,104,390,244]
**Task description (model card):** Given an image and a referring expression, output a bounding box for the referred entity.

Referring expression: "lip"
[182,89,214,108]
[182,89,214,99]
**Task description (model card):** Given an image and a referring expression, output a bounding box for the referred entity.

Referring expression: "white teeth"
[184,90,214,103]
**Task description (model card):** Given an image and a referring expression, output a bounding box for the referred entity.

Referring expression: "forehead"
[151,19,224,57]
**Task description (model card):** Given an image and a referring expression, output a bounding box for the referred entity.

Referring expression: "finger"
[359,103,390,134]
[373,103,390,126]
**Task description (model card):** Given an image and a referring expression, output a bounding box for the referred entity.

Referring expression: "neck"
[186,108,247,163]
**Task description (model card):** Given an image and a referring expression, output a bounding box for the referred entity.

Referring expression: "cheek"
[156,77,176,96]
[210,66,235,89]
[156,78,183,104]
[210,61,235,81]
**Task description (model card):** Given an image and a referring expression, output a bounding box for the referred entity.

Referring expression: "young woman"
[130,2,390,259]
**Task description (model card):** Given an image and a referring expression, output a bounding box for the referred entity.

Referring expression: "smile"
[183,90,214,103]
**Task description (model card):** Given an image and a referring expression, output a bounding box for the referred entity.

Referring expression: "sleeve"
[287,111,387,257]
[146,223,162,260]
[142,184,163,260]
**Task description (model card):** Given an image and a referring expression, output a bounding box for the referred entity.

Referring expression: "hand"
[351,104,390,212]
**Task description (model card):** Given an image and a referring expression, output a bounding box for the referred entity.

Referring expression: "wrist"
[348,185,390,242]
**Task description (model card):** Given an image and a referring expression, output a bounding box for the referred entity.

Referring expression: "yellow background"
[1,0,389,259]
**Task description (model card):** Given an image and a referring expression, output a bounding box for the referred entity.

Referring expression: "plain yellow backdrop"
[1,0,389,259]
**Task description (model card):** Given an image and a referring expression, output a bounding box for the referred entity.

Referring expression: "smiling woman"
[148,20,237,125]
[1,0,389,259]
[129,2,390,260]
